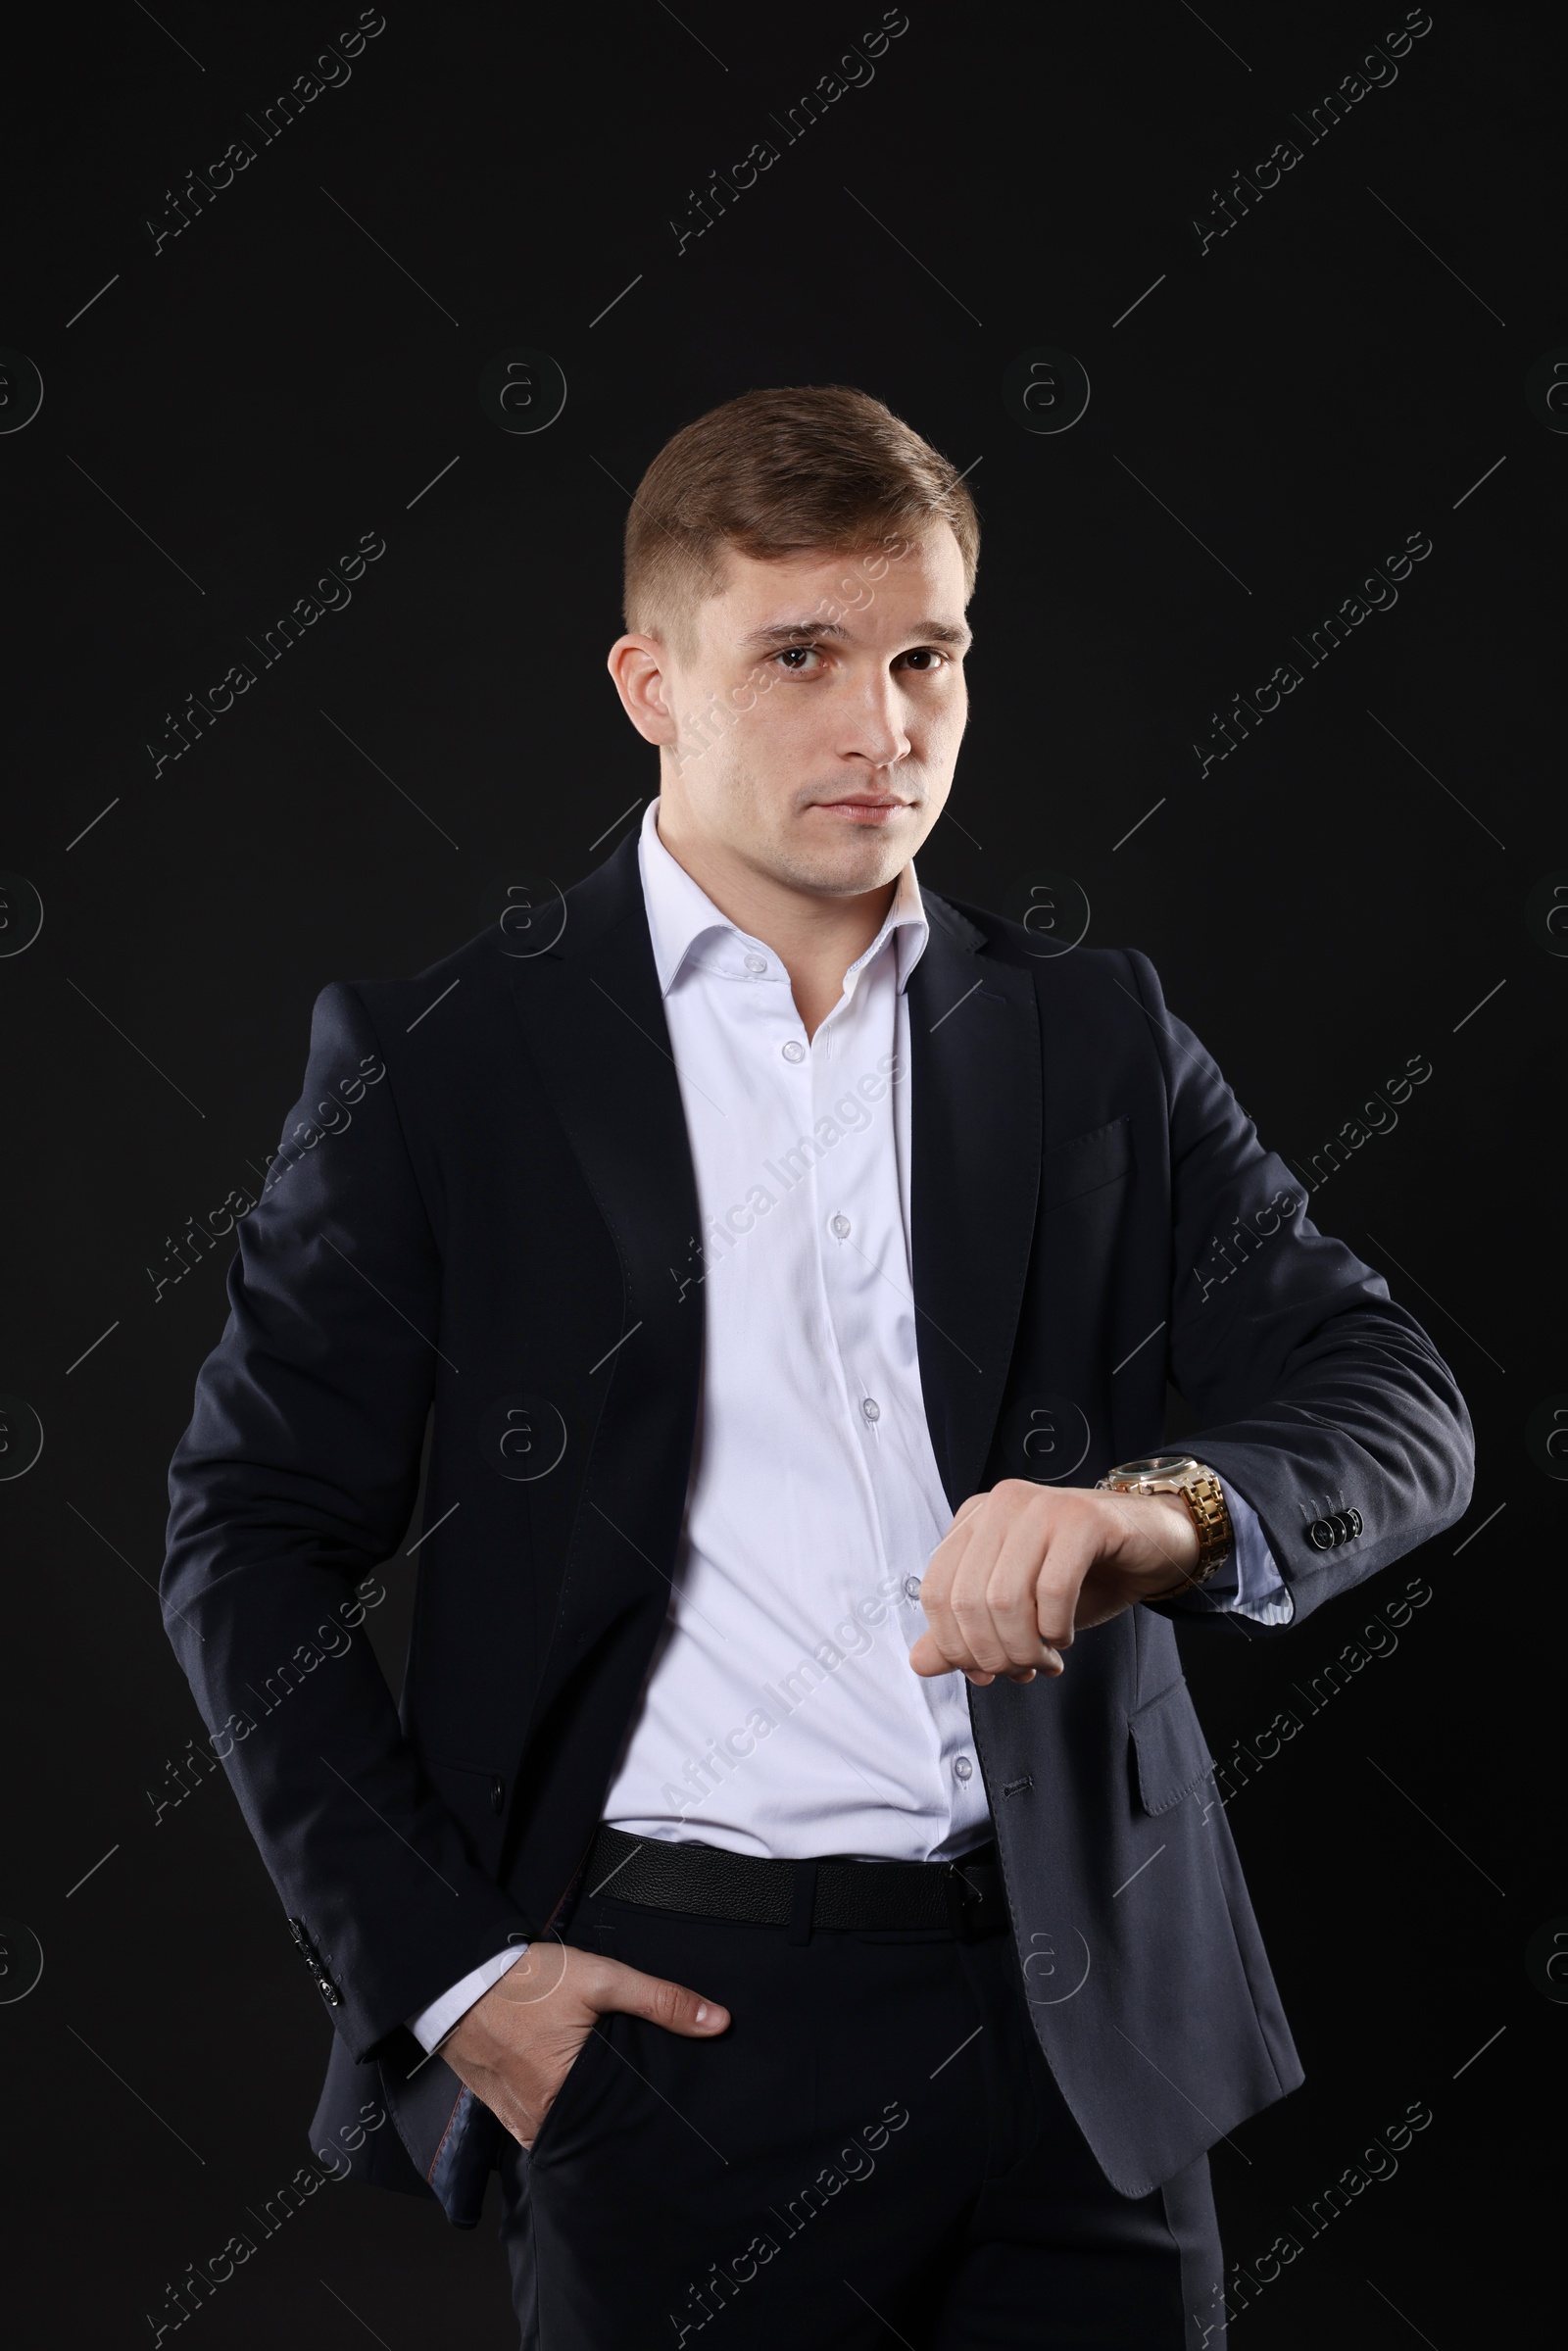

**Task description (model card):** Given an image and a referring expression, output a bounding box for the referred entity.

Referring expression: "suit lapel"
[907,898,1043,1507]
[505,835,705,1625]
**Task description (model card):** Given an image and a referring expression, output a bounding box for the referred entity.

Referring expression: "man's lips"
[808,796,913,816]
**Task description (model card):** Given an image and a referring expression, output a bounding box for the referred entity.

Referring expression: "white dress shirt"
[407,799,1287,2050]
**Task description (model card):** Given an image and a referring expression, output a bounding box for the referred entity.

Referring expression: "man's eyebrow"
[737,618,854,650]
[736,615,972,652]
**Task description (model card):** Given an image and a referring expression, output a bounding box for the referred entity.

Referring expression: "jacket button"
[490,1778,505,1814]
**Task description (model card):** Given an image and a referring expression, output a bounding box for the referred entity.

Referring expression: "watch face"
[1118,1453,1197,1482]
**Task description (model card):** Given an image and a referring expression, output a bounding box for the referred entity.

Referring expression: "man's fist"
[441,1940,729,2148]
[907,1480,1200,1686]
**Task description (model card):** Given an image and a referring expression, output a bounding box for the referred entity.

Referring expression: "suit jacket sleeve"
[1126,949,1475,1629]
[161,981,530,2063]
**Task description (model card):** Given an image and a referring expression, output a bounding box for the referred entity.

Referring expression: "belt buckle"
[944,1862,988,1939]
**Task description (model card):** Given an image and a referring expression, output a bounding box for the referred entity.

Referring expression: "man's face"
[620,524,971,898]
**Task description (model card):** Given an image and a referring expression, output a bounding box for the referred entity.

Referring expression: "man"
[162,386,1473,2348]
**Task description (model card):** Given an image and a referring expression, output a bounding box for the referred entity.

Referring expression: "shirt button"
[744,953,766,974]
[861,1397,881,1423]
[954,1756,974,1785]
[903,1575,922,1602]
[782,1040,806,1063]
[830,1214,851,1239]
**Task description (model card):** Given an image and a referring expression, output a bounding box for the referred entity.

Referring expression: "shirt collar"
[636,796,930,1002]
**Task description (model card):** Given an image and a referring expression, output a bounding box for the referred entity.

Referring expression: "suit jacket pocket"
[1128,1680,1215,1815]
[1039,1116,1133,1213]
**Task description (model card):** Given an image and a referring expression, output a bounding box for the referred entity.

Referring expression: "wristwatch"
[1095,1453,1235,1593]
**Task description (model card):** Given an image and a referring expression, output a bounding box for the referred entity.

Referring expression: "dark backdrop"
[1,2,1558,2342]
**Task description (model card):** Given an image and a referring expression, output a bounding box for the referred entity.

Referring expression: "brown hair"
[623,385,980,648]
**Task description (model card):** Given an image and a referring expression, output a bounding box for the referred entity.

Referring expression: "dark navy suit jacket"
[161,830,1473,2223]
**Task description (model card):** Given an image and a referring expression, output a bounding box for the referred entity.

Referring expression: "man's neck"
[653,808,898,1042]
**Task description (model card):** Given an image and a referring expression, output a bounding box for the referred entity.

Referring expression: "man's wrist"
[1098,1489,1200,1595]
[408,1943,530,2054]
[1137,1491,1203,1596]
[1096,1456,1234,1593]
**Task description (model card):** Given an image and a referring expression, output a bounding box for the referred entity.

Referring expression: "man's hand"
[441,1941,730,2149]
[908,1481,1200,1686]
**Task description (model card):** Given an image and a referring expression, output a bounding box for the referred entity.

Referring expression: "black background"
[1,1,1558,2342]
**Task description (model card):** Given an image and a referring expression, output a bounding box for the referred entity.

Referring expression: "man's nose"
[840,676,910,768]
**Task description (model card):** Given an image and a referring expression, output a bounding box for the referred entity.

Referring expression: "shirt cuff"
[406,1943,529,2054]
[1192,1478,1295,1626]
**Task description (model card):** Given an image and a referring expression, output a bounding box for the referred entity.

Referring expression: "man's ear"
[608,634,678,746]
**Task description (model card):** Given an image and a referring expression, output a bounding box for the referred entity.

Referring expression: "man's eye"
[899,648,948,671]
[775,645,820,671]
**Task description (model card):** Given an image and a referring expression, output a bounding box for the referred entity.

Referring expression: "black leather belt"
[581,1825,1007,1942]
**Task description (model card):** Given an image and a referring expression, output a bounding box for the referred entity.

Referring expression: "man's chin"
[776,841,909,898]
